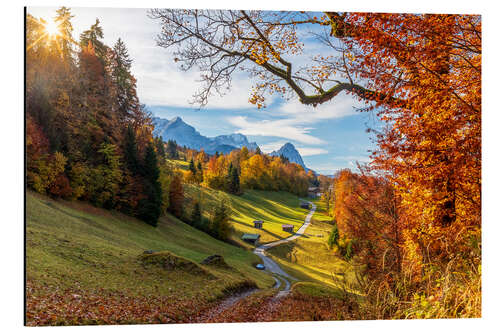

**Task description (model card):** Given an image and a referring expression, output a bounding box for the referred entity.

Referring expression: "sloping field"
[184,185,310,245]
[26,191,274,325]
[266,199,360,292]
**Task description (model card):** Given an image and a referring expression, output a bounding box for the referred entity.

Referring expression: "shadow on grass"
[231,220,283,241]
[231,198,305,227]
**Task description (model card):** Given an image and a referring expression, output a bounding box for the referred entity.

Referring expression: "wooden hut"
[307,187,321,198]
[241,233,260,245]
[253,220,263,229]
[282,224,294,233]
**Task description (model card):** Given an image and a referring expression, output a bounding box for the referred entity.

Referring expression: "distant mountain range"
[152,116,259,155]
[151,116,311,172]
[269,142,309,171]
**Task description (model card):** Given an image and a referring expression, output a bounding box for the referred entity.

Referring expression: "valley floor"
[25,189,354,325]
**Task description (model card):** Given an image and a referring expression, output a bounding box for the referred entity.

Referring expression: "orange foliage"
[338,14,481,271]
[333,169,402,276]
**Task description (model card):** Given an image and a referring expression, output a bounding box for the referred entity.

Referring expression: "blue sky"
[28,6,381,175]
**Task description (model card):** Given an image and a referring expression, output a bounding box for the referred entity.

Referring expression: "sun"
[44,20,60,37]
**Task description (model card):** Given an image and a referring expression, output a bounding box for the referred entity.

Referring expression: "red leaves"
[26,114,49,163]
[25,280,209,326]
[194,289,361,323]
[340,13,482,272]
[48,173,73,199]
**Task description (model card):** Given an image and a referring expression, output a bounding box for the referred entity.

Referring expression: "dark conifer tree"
[189,158,196,175]
[54,7,75,61]
[230,166,240,194]
[154,136,165,162]
[79,19,107,59]
[196,161,203,183]
[210,201,232,240]
[166,139,178,159]
[137,143,162,226]
[124,125,139,174]
[226,162,240,194]
[110,38,140,122]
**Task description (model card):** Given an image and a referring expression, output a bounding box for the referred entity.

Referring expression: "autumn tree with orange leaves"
[151,10,481,316]
[26,8,165,226]
[151,8,480,268]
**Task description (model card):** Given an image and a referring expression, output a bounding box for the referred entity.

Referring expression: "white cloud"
[226,92,366,144]
[297,147,328,156]
[228,116,325,145]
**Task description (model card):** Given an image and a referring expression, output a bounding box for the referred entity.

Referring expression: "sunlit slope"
[184,185,310,245]
[266,199,360,293]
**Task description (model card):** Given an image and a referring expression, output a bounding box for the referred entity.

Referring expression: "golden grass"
[184,184,310,245]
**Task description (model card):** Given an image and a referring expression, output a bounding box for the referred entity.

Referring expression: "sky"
[27,6,381,175]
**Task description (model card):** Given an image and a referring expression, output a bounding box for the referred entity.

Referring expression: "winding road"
[253,201,316,295]
[197,201,317,321]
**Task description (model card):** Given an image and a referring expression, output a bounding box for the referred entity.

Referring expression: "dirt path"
[253,201,316,295]
[195,289,258,323]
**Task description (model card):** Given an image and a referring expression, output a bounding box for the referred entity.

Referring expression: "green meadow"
[184,185,311,245]
[266,199,360,293]
[26,191,275,301]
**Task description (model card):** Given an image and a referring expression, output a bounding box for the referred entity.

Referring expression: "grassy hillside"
[184,185,310,245]
[166,158,190,171]
[26,191,275,325]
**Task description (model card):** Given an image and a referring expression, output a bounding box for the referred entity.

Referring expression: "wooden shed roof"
[241,233,261,241]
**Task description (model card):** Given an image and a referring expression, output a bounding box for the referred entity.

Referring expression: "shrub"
[210,201,233,241]
[48,173,73,199]
[327,224,339,249]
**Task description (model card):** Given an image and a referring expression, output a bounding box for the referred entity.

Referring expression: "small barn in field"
[241,233,260,245]
[300,202,310,209]
[253,220,263,229]
[308,187,321,198]
[282,224,294,233]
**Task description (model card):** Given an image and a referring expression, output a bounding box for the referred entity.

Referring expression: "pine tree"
[230,166,240,194]
[79,19,106,59]
[279,154,289,164]
[123,125,139,174]
[110,38,140,122]
[226,162,240,194]
[54,7,75,60]
[166,139,178,159]
[137,143,162,226]
[255,146,262,155]
[155,136,165,161]
[189,158,196,174]
[196,160,203,183]
[210,201,232,240]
